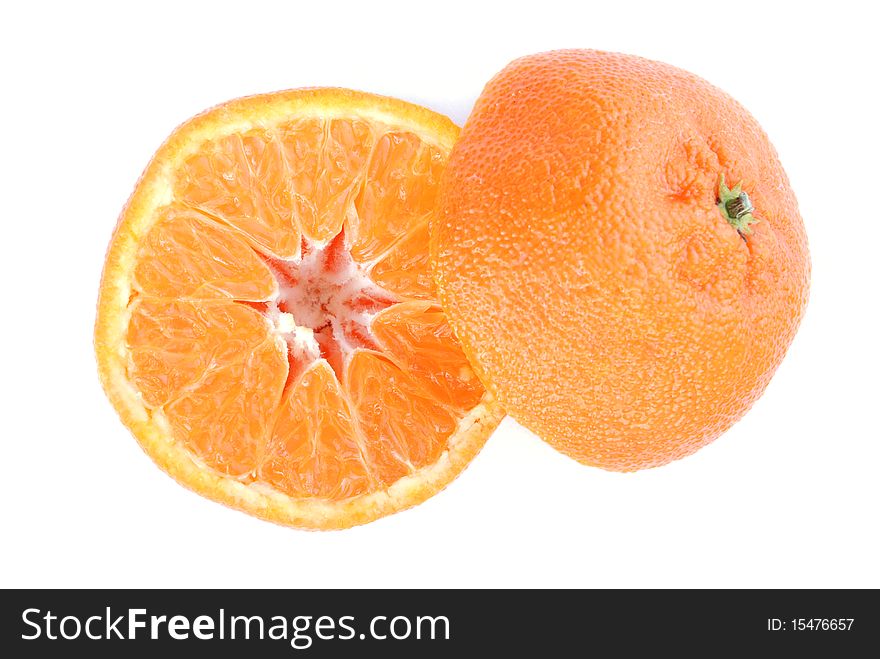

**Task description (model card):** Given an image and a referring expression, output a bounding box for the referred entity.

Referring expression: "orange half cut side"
[95,88,503,530]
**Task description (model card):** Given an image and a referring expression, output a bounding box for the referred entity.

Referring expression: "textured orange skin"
[433,50,810,471]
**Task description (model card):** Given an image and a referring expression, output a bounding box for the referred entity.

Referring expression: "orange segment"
[275,118,322,243]
[166,338,286,476]
[126,299,281,408]
[350,131,445,262]
[369,219,435,299]
[132,205,276,300]
[372,302,484,411]
[259,362,372,499]
[175,129,300,258]
[280,118,375,243]
[346,351,459,485]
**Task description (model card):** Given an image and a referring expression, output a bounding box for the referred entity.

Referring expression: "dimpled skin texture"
[433,50,810,471]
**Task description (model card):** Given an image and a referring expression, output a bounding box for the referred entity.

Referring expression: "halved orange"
[95,89,503,530]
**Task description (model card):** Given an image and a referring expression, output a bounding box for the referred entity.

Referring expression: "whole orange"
[432,50,810,471]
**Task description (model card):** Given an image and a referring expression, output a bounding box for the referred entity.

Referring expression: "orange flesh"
[126,117,481,499]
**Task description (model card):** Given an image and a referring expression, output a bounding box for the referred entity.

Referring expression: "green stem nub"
[717,175,759,235]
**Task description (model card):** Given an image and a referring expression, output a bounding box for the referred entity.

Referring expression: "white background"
[2,0,878,589]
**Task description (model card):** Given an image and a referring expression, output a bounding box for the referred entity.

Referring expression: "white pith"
[263,235,396,377]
